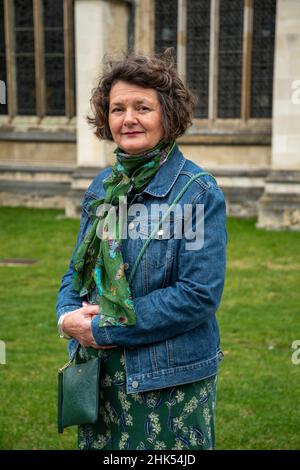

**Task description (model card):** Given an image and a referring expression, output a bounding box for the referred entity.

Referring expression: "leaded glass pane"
[155,0,178,56]
[44,29,64,54]
[43,0,65,115]
[186,0,210,118]
[218,0,244,118]
[0,0,7,114]
[14,0,36,115]
[15,29,35,53]
[250,0,276,118]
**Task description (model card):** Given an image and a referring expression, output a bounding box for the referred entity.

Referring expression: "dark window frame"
[1,0,75,118]
[154,0,276,123]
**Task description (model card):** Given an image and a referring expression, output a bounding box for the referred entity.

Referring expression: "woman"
[56,51,227,450]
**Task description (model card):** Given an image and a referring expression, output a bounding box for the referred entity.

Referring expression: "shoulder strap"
[128,172,215,284]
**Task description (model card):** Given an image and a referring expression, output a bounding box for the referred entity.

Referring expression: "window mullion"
[4,0,17,117]
[177,0,187,83]
[241,0,254,120]
[64,0,75,118]
[33,0,45,118]
[137,0,155,56]
[208,0,220,121]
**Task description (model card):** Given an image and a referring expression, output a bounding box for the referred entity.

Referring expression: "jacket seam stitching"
[128,352,220,381]
[180,169,211,192]
[191,184,219,205]
[127,372,218,394]
[103,327,112,343]
[144,155,186,197]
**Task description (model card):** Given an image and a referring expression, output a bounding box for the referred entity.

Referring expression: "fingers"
[82,301,98,311]
[81,301,99,315]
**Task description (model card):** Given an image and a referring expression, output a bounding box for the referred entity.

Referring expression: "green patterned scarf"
[72,140,175,327]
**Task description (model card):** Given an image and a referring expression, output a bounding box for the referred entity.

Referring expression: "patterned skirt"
[77,346,217,450]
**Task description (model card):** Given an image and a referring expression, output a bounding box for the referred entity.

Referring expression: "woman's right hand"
[62,303,117,350]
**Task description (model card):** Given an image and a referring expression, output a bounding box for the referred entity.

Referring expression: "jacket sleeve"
[91,185,227,347]
[55,200,89,320]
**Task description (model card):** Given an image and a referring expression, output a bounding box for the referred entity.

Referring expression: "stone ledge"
[206,167,269,177]
[0,192,69,209]
[0,164,76,174]
[71,166,106,179]
[0,130,76,142]
[257,192,300,231]
[265,170,300,183]
[178,133,271,145]
[0,165,272,219]
[0,180,71,195]
[258,169,300,231]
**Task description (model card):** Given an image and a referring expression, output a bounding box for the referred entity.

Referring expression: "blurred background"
[0,0,299,450]
[1,0,299,228]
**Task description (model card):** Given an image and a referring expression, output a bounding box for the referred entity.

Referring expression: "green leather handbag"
[57,345,101,433]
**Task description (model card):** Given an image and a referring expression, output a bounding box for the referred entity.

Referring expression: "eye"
[111,107,123,113]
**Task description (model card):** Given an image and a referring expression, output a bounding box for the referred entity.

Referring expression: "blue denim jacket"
[56,144,227,393]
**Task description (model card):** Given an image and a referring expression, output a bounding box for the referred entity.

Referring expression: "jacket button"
[132,380,139,389]
[137,196,143,203]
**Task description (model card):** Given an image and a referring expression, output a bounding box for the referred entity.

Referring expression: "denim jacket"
[56,144,227,394]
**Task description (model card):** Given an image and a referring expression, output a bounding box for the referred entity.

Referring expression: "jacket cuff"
[91,315,113,346]
[56,304,81,321]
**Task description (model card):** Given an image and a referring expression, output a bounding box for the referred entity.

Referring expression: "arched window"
[154,0,276,123]
[187,0,210,118]
[218,0,244,118]
[14,0,36,115]
[43,0,65,115]
[250,0,276,118]
[155,0,178,56]
[0,0,75,118]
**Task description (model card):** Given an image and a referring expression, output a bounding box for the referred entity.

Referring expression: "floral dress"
[77,345,217,451]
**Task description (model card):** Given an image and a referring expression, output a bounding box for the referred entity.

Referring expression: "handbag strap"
[128,171,215,285]
[59,343,80,372]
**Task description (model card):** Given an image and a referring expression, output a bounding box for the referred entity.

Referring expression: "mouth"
[122,131,143,136]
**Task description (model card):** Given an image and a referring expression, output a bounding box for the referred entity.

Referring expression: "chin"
[122,142,147,155]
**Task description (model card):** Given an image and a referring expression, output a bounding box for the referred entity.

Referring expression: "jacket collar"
[142,143,186,198]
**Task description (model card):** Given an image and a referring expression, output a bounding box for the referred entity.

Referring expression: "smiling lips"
[122,131,143,136]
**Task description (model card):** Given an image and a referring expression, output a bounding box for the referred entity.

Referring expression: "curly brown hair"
[87,49,195,142]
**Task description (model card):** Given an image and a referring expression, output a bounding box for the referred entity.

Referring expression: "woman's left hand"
[82,301,117,349]
[62,302,117,350]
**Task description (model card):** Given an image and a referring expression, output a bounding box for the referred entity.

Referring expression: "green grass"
[217,218,300,449]
[0,207,299,449]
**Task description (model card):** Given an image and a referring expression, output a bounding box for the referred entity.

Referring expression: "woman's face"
[108,81,164,154]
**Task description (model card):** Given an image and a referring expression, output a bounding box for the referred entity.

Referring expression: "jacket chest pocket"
[136,218,177,269]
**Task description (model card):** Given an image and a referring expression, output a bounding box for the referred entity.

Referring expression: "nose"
[123,108,138,126]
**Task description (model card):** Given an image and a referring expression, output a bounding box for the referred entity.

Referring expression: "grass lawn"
[0,206,299,450]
